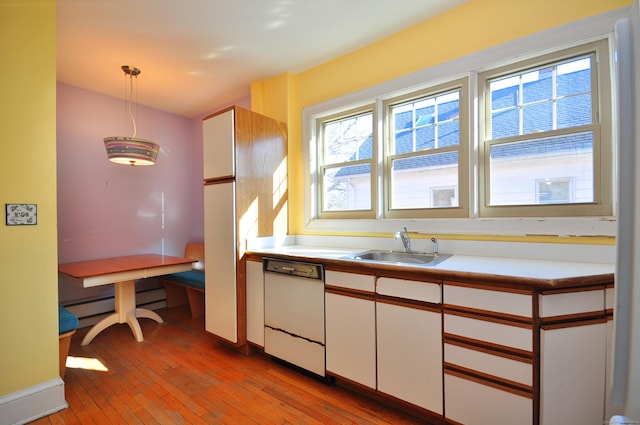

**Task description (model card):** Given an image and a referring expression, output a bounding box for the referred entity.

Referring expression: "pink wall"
[56,83,250,302]
[56,83,203,301]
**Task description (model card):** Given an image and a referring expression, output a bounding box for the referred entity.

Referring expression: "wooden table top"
[59,254,195,279]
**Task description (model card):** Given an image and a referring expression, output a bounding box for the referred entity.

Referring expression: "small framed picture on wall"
[6,203,37,226]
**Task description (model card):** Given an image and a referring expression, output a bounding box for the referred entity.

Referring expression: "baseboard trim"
[0,378,67,425]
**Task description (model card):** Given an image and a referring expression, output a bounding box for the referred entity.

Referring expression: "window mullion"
[552,65,558,130]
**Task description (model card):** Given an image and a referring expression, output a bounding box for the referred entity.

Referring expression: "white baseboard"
[0,378,67,425]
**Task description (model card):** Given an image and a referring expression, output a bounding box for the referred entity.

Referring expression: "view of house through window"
[484,54,597,208]
[320,111,373,213]
[388,90,461,210]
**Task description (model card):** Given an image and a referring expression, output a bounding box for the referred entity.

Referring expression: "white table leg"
[81,279,164,345]
[81,313,119,346]
[136,308,164,323]
[125,311,144,342]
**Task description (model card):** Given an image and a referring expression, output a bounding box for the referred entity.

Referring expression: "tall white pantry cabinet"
[202,106,287,349]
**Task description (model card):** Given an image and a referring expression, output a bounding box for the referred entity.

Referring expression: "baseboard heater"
[62,288,167,328]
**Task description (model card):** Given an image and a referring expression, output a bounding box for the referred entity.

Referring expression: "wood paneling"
[234,106,288,239]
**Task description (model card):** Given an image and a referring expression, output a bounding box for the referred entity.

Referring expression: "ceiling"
[57,0,467,118]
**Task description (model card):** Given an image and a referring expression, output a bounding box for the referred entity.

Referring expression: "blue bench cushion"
[59,304,79,335]
[162,270,205,290]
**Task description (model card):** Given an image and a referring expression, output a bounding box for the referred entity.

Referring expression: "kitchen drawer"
[444,342,532,386]
[444,282,532,317]
[445,373,533,425]
[444,313,533,352]
[376,276,440,303]
[539,287,605,318]
[325,270,375,292]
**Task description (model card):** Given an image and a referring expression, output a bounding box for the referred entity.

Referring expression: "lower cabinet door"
[325,292,376,388]
[444,373,533,425]
[540,322,607,425]
[204,182,238,343]
[377,302,443,414]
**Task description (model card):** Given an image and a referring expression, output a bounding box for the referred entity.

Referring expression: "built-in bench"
[159,243,205,318]
[58,304,78,378]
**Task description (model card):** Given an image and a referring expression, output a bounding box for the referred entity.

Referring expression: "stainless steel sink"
[342,250,451,266]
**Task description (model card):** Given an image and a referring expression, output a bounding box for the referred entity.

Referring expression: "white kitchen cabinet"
[443,336,534,425]
[376,277,443,414]
[203,106,287,348]
[540,322,607,425]
[443,281,534,424]
[204,182,237,342]
[538,286,609,425]
[246,259,264,347]
[324,270,376,389]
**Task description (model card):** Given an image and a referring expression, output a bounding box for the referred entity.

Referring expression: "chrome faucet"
[430,237,438,255]
[394,227,411,252]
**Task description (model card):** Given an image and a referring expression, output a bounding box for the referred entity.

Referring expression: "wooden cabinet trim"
[245,253,264,262]
[444,333,534,363]
[445,280,534,295]
[538,284,606,295]
[325,267,376,276]
[444,363,533,399]
[540,316,608,330]
[202,105,235,121]
[377,273,442,285]
[325,263,377,275]
[443,305,534,327]
[376,293,441,312]
[325,285,375,301]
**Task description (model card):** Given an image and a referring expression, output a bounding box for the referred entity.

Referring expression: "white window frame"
[301,9,623,237]
[316,106,376,219]
[383,80,470,219]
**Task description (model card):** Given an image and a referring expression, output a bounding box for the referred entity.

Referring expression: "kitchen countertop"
[247,245,615,289]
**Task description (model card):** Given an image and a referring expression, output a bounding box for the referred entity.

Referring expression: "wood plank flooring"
[33,307,429,424]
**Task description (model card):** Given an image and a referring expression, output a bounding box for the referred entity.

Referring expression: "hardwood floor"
[33,307,428,424]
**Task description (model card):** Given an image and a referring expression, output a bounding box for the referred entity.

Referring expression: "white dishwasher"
[263,258,326,377]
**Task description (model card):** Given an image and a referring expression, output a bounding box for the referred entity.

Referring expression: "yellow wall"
[252,0,631,236]
[0,0,59,395]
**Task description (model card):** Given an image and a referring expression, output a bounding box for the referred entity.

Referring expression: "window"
[318,108,375,218]
[479,40,612,217]
[385,84,468,218]
[315,80,469,220]
[536,178,572,204]
[432,187,457,207]
[307,36,613,228]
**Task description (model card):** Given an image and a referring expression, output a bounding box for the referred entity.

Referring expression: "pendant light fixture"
[104,65,159,166]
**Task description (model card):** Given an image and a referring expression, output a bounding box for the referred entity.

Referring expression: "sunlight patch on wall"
[239,197,259,257]
[273,156,288,209]
[274,199,288,235]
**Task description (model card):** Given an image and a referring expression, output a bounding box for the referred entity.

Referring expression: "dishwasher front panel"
[264,327,326,377]
[263,271,325,344]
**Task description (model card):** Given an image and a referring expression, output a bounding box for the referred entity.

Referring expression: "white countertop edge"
[248,239,614,280]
